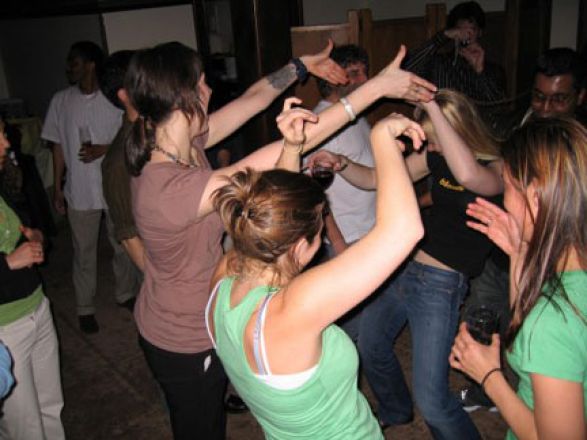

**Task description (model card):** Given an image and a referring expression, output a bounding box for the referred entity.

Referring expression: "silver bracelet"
[339,97,356,122]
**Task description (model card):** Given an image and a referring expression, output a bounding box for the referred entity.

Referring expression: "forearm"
[338,157,376,190]
[121,237,145,272]
[371,132,422,241]
[207,63,297,148]
[302,80,383,155]
[402,32,447,74]
[484,372,538,440]
[324,213,348,255]
[424,102,502,195]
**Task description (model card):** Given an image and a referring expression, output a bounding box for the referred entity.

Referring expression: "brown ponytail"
[213,168,326,283]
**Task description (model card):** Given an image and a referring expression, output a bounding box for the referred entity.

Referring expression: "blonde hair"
[415,89,501,160]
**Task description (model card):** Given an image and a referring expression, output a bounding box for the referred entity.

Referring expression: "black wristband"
[481,367,502,391]
[291,58,308,82]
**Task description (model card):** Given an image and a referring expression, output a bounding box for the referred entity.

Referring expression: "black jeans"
[139,336,227,440]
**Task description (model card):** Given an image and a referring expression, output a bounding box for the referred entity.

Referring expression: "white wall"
[550,0,580,49]
[302,0,506,25]
[102,5,197,52]
[0,14,103,117]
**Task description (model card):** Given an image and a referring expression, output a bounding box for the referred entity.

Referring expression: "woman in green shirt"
[450,117,587,440]
[0,118,65,439]
[207,113,425,439]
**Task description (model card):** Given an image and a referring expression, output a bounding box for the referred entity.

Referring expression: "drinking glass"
[311,164,335,189]
[465,305,499,346]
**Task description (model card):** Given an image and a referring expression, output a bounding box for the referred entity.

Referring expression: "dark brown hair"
[124,42,206,176]
[213,169,326,285]
[504,117,587,346]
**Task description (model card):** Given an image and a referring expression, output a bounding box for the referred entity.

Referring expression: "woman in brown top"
[124,41,436,439]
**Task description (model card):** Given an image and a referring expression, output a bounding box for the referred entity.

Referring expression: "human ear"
[527,180,540,220]
[292,237,311,269]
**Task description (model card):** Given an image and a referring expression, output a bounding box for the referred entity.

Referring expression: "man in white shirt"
[308,45,375,340]
[42,41,139,333]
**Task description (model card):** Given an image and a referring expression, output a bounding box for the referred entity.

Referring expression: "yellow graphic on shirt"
[439,178,464,192]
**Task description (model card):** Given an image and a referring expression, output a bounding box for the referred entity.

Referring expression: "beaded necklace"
[152,145,197,169]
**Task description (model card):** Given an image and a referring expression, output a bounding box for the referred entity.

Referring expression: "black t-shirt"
[419,152,501,277]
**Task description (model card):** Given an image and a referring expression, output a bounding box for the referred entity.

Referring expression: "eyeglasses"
[531,90,574,106]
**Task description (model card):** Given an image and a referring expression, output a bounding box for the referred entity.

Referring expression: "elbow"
[402,214,425,248]
[408,219,425,246]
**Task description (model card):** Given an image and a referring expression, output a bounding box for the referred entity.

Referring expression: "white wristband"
[339,97,356,122]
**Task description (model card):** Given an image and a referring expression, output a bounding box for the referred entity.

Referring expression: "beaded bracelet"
[481,367,502,391]
[339,97,356,122]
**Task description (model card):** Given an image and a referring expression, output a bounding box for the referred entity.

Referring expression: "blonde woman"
[451,117,587,440]
[309,89,503,438]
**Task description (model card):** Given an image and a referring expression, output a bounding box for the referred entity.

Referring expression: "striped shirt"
[42,86,122,210]
[403,32,506,103]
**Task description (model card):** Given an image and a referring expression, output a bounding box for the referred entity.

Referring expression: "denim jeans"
[358,260,480,440]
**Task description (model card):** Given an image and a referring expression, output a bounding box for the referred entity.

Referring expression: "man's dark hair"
[317,44,369,99]
[99,50,135,109]
[447,1,486,30]
[535,47,587,90]
[69,41,105,76]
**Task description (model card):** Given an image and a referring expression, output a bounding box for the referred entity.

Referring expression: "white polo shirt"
[42,86,122,210]
[312,100,376,243]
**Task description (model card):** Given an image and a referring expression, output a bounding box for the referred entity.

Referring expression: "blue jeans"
[358,260,480,440]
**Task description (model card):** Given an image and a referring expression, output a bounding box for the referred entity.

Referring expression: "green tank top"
[213,277,382,439]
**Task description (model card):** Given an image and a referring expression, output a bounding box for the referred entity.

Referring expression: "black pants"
[139,336,227,440]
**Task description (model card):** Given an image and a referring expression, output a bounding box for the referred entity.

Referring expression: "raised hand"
[466,197,522,256]
[301,39,348,85]
[377,45,437,102]
[276,97,318,147]
[449,322,501,384]
[372,112,427,151]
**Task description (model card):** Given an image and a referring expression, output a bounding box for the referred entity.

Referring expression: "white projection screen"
[102,4,197,53]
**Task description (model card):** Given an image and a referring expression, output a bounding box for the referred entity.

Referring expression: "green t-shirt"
[506,271,587,440]
[213,277,382,439]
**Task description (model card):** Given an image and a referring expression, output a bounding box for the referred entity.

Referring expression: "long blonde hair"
[415,89,501,160]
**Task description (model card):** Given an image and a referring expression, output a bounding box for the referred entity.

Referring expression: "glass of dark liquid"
[465,305,498,345]
[311,164,335,189]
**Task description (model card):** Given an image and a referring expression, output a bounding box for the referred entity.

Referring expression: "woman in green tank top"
[450,117,587,439]
[207,113,426,439]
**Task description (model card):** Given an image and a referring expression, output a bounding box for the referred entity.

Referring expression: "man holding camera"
[403,1,505,122]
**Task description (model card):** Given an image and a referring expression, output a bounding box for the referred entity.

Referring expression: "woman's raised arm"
[285,114,425,333]
[421,99,503,196]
